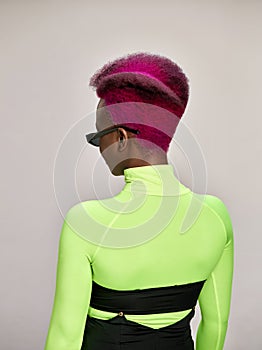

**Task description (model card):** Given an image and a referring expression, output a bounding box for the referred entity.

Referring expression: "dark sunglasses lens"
[91,138,100,146]
[86,133,100,147]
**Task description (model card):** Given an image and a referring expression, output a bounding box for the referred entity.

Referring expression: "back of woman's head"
[89,51,190,153]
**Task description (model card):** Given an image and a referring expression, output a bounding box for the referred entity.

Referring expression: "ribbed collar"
[121,164,190,196]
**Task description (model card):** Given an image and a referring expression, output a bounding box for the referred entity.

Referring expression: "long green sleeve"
[44,216,94,350]
[196,196,234,350]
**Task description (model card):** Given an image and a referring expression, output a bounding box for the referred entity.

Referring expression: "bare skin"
[96,98,168,176]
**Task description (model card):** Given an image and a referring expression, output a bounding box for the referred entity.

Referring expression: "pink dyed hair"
[89,51,190,153]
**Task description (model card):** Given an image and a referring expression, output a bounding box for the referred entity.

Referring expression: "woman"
[44,52,234,350]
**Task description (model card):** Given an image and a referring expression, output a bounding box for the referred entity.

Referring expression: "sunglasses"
[85,125,140,147]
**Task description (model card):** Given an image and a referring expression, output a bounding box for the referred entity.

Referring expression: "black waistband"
[89,279,206,314]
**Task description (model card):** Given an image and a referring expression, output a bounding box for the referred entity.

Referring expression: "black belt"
[89,279,206,314]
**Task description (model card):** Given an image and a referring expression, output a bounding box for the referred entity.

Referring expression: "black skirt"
[80,307,195,350]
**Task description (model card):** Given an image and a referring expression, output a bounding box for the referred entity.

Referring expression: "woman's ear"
[117,128,128,150]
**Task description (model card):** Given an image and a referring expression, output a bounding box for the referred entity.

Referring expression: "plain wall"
[1,1,261,349]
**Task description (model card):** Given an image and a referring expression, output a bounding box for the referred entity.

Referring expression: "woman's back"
[44,164,234,350]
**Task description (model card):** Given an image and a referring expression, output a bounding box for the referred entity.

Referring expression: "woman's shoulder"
[202,194,234,246]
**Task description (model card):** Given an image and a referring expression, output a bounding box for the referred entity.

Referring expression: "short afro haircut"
[89,51,190,153]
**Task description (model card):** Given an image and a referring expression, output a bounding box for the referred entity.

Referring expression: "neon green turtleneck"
[44,164,234,350]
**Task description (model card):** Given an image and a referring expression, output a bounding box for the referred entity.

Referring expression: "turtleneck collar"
[121,164,190,196]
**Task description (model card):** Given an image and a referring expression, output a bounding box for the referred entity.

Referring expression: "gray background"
[1,1,261,349]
